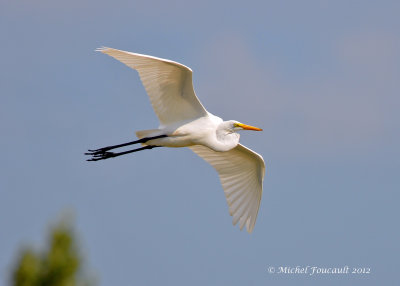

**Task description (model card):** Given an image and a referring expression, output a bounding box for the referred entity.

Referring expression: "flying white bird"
[86,47,265,233]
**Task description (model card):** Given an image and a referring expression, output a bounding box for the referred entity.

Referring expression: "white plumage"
[89,47,265,233]
[190,144,264,232]
[95,47,207,126]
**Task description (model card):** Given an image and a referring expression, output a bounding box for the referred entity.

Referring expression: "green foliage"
[11,220,94,286]
[12,249,41,286]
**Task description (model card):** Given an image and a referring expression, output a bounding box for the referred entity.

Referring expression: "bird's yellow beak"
[235,123,263,131]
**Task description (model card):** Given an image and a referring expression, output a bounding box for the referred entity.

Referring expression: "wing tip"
[232,214,255,233]
[95,46,111,53]
[246,219,255,233]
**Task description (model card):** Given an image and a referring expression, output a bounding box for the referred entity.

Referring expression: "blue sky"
[1,0,399,285]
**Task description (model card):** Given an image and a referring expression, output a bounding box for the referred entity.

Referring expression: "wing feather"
[97,47,208,126]
[190,144,265,233]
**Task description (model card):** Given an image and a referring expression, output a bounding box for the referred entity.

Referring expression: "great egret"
[86,47,265,233]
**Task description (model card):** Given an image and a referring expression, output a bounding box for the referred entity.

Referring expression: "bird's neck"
[214,129,240,152]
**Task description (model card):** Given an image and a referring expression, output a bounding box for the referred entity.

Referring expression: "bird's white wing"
[97,47,208,126]
[190,144,265,233]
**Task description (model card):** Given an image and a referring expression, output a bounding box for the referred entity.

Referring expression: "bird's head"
[230,121,263,132]
[215,120,262,151]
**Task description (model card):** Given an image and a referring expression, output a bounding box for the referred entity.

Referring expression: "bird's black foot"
[86,151,117,161]
[85,147,112,155]
[85,145,161,161]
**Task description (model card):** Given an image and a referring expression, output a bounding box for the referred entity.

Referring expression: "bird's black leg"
[85,135,167,155]
[86,145,161,161]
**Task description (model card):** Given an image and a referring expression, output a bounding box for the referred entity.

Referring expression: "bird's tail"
[135,129,162,140]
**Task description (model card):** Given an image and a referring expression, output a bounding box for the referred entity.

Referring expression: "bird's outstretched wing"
[97,47,208,126]
[190,144,265,233]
